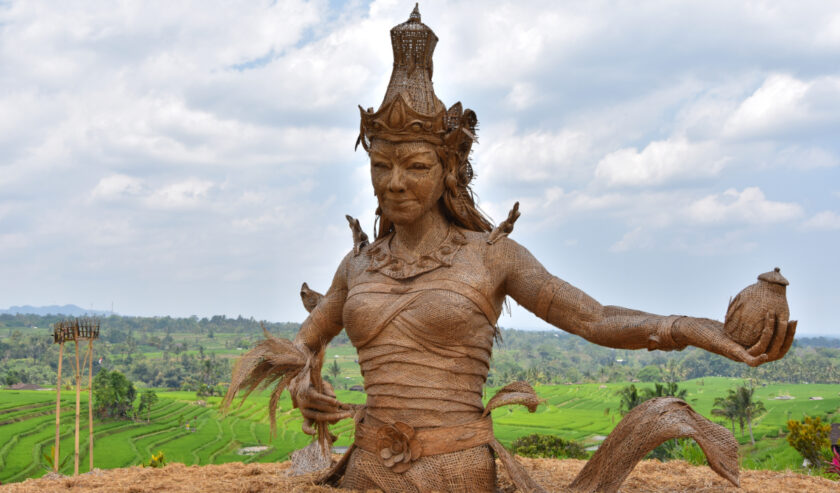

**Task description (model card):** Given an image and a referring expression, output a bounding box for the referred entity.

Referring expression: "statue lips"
[381,196,421,218]
[385,197,417,208]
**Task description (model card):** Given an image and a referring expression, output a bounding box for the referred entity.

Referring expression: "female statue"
[225,6,795,492]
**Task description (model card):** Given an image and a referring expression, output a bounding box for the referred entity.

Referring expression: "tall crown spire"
[382,3,441,114]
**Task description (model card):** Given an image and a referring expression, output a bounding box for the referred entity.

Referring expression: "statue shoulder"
[340,247,370,281]
[459,228,531,269]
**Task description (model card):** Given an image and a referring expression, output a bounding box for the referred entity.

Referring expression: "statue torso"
[342,227,504,429]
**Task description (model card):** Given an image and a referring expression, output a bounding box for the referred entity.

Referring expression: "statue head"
[357,4,492,237]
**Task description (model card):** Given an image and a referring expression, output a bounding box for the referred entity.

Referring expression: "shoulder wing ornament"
[486,202,520,245]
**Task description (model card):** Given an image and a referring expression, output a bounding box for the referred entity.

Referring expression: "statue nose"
[389,168,406,193]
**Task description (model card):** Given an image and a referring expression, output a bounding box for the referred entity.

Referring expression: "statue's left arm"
[499,238,794,366]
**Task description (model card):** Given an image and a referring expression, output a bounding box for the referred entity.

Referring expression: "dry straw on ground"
[2,458,836,493]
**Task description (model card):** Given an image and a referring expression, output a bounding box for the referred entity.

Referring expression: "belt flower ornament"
[376,422,422,473]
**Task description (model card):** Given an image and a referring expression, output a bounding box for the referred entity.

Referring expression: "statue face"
[370,140,445,226]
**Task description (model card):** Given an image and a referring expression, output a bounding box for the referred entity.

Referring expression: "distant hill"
[0,304,112,317]
[796,335,840,348]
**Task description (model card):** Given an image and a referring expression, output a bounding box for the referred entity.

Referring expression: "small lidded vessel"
[724,267,790,347]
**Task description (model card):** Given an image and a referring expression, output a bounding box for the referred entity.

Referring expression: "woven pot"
[724,267,789,347]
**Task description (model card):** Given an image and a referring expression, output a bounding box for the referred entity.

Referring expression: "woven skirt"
[339,444,496,493]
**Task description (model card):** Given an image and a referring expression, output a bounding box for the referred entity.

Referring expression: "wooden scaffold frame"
[52,318,100,475]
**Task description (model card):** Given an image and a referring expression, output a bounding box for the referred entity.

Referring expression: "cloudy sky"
[1,0,838,336]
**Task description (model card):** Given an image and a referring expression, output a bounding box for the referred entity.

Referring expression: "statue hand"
[291,374,354,435]
[711,312,796,367]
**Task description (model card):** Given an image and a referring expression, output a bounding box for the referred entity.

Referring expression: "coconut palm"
[712,384,767,445]
[711,394,739,435]
[616,384,645,415]
[642,382,687,400]
[733,384,766,445]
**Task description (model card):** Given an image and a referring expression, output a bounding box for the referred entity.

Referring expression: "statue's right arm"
[293,253,351,352]
[289,253,355,428]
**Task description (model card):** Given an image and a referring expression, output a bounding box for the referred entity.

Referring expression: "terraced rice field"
[1,378,837,483]
[0,389,314,484]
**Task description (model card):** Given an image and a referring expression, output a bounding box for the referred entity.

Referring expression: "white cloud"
[0,233,29,252]
[686,187,803,225]
[723,74,840,139]
[505,82,539,110]
[670,231,758,256]
[595,138,726,187]
[542,187,624,212]
[92,174,145,200]
[723,74,809,138]
[803,211,840,231]
[770,145,840,169]
[478,127,592,184]
[816,12,840,48]
[610,227,652,252]
[146,179,214,209]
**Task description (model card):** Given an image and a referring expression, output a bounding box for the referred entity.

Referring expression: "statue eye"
[409,162,429,170]
[372,161,390,169]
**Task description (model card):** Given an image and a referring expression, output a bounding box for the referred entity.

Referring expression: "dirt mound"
[1,458,836,492]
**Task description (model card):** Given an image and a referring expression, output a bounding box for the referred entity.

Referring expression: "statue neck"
[390,206,450,259]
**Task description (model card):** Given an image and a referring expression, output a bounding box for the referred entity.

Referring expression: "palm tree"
[617,384,644,415]
[733,384,766,445]
[712,384,767,445]
[642,382,687,400]
[711,394,739,435]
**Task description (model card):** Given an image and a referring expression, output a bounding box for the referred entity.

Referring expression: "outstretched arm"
[291,254,355,430]
[294,254,349,352]
[500,239,791,366]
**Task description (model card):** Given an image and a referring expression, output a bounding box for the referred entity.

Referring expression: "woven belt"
[353,416,494,473]
[317,382,546,491]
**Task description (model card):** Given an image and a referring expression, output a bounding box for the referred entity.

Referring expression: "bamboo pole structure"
[74,322,81,476]
[87,339,94,471]
[54,341,64,472]
[54,318,99,476]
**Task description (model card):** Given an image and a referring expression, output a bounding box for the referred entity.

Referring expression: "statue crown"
[356,4,477,168]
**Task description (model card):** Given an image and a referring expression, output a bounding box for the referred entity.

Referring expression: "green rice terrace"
[1,377,838,484]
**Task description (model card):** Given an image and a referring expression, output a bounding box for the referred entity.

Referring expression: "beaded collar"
[365,226,468,280]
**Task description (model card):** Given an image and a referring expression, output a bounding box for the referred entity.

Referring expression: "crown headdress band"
[356,4,477,164]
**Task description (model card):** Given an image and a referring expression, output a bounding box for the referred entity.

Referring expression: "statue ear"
[444,172,458,194]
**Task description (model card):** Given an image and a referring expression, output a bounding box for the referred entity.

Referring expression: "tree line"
[2,314,839,388]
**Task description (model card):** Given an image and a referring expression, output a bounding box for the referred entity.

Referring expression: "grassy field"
[490,378,840,471]
[1,377,837,484]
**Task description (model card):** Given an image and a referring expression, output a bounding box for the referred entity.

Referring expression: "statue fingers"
[741,350,769,368]
[301,418,317,436]
[321,379,337,398]
[302,399,343,413]
[769,320,796,362]
[303,387,343,408]
[765,317,788,359]
[300,408,353,423]
[716,336,768,367]
[747,312,775,357]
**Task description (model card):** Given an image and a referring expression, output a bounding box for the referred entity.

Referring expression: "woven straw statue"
[224,6,796,492]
